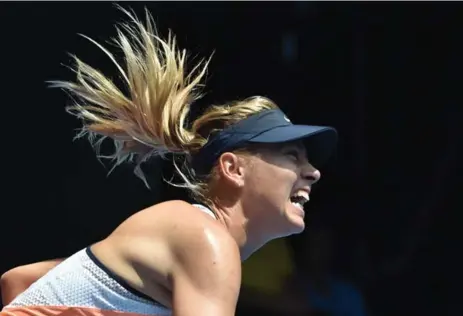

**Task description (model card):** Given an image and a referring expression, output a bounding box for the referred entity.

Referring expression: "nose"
[301,161,321,184]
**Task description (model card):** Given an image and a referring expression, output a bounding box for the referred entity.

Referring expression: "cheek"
[254,165,296,199]
[249,163,278,184]
[243,157,298,203]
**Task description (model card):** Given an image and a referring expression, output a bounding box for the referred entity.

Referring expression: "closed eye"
[285,150,299,160]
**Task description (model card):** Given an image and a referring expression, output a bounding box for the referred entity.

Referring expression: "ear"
[217,152,246,188]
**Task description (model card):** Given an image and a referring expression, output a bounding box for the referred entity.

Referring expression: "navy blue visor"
[190,109,337,176]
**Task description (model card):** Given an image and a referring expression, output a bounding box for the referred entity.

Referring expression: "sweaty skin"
[1,143,319,315]
[1,201,241,316]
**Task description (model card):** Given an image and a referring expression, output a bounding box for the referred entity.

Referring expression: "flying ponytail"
[49,5,211,186]
[50,5,279,207]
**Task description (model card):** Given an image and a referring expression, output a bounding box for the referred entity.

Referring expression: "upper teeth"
[295,190,309,200]
[292,190,309,204]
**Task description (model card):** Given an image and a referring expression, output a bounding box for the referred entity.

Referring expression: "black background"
[0,2,461,315]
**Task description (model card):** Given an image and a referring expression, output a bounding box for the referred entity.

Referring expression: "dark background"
[0,2,461,316]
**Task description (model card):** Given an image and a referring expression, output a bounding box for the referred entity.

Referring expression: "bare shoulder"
[114,199,240,274]
[151,200,240,267]
[160,203,241,315]
[98,200,241,312]
[143,200,240,277]
[115,200,219,234]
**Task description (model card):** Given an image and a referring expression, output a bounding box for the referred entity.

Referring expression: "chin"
[288,217,306,234]
[274,220,305,239]
[285,203,306,234]
[269,215,305,239]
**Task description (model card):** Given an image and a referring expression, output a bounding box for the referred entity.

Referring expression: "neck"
[239,236,269,261]
[211,199,269,261]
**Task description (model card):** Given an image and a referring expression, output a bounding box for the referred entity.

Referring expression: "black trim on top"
[85,247,165,307]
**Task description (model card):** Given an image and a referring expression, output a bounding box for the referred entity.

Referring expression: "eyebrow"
[292,141,306,153]
[285,142,307,157]
[296,142,305,152]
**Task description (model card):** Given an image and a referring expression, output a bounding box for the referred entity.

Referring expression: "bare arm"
[169,226,241,316]
[1,259,64,305]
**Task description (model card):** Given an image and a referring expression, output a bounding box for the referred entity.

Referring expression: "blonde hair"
[50,6,278,206]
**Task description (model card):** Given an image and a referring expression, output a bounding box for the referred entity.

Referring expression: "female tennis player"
[1,6,337,316]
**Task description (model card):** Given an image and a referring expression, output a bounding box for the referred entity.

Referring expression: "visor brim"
[248,125,338,167]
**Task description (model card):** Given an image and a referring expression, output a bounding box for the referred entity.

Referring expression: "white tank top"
[1,204,216,316]
[192,203,216,219]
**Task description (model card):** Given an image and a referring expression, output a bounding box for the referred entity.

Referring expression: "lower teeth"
[292,202,303,209]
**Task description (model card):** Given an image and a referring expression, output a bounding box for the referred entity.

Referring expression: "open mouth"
[290,192,309,210]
